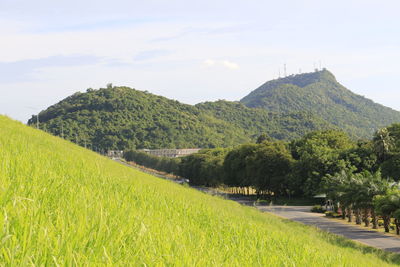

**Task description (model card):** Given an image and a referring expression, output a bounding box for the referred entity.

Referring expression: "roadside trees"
[245,141,293,198]
[291,130,354,196]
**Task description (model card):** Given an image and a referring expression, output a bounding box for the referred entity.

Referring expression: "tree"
[381,153,400,181]
[179,148,229,187]
[223,144,258,194]
[373,127,394,162]
[339,141,378,173]
[374,190,400,233]
[290,130,354,196]
[256,133,272,144]
[245,141,293,197]
[323,170,389,228]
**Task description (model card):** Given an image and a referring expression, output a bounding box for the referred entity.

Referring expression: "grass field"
[0,115,399,266]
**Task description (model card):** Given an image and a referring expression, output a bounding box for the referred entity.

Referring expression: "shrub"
[311,205,326,213]
[325,211,341,218]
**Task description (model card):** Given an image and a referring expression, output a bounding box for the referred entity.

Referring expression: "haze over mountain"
[28,69,400,150]
[241,69,400,138]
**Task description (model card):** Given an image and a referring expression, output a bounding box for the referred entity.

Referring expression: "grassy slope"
[0,115,398,266]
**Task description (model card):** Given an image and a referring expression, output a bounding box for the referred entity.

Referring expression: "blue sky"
[1,0,400,122]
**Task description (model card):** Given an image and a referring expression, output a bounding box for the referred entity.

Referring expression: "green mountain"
[30,69,398,150]
[196,100,333,140]
[240,69,400,138]
[28,87,331,150]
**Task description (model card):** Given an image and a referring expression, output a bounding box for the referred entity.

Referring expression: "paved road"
[255,205,400,253]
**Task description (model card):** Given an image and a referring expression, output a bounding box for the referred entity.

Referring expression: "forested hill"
[240,69,400,138]
[195,100,333,140]
[28,87,332,150]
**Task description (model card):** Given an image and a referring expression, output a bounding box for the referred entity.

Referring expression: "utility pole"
[36,113,39,129]
[61,124,64,139]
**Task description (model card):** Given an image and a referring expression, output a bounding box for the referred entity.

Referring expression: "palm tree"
[322,171,351,220]
[373,127,394,162]
[356,172,389,228]
[374,190,400,233]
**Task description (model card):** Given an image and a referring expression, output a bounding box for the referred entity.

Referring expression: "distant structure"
[284,63,287,77]
[108,150,124,158]
[141,148,201,158]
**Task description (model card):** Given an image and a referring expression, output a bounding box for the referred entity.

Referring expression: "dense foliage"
[241,69,400,139]
[28,87,250,150]
[28,86,334,151]
[125,126,400,201]
[196,100,332,140]
[124,150,180,174]
[124,130,352,197]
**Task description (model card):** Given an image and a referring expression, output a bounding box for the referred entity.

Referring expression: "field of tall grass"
[0,115,399,266]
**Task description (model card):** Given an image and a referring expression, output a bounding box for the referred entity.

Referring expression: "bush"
[325,211,341,218]
[123,150,180,174]
[311,205,326,213]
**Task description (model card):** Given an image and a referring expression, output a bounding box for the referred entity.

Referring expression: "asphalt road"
[257,205,400,253]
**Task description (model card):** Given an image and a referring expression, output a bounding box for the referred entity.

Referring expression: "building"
[141,148,201,158]
[107,150,124,158]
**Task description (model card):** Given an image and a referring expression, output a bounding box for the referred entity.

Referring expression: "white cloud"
[222,60,239,70]
[203,59,216,66]
[203,59,239,70]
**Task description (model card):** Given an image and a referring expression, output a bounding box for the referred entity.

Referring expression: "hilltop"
[241,69,400,138]
[28,69,400,150]
[0,115,398,265]
[28,87,332,150]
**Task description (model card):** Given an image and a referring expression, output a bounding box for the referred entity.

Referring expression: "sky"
[1,0,400,122]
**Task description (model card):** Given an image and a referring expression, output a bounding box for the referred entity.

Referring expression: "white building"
[141,148,201,158]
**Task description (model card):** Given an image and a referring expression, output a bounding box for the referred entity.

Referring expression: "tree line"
[124,125,400,200]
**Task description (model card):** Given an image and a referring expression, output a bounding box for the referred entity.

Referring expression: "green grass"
[0,115,399,266]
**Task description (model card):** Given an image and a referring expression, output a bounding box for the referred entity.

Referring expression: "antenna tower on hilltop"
[284,63,287,77]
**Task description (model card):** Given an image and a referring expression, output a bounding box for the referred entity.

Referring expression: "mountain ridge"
[240,69,400,138]
[28,86,334,150]
[28,69,400,150]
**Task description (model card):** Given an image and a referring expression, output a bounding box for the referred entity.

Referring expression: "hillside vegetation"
[241,69,400,138]
[196,100,333,140]
[1,115,399,265]
[28,86,332,151]
[30,70,400,151]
